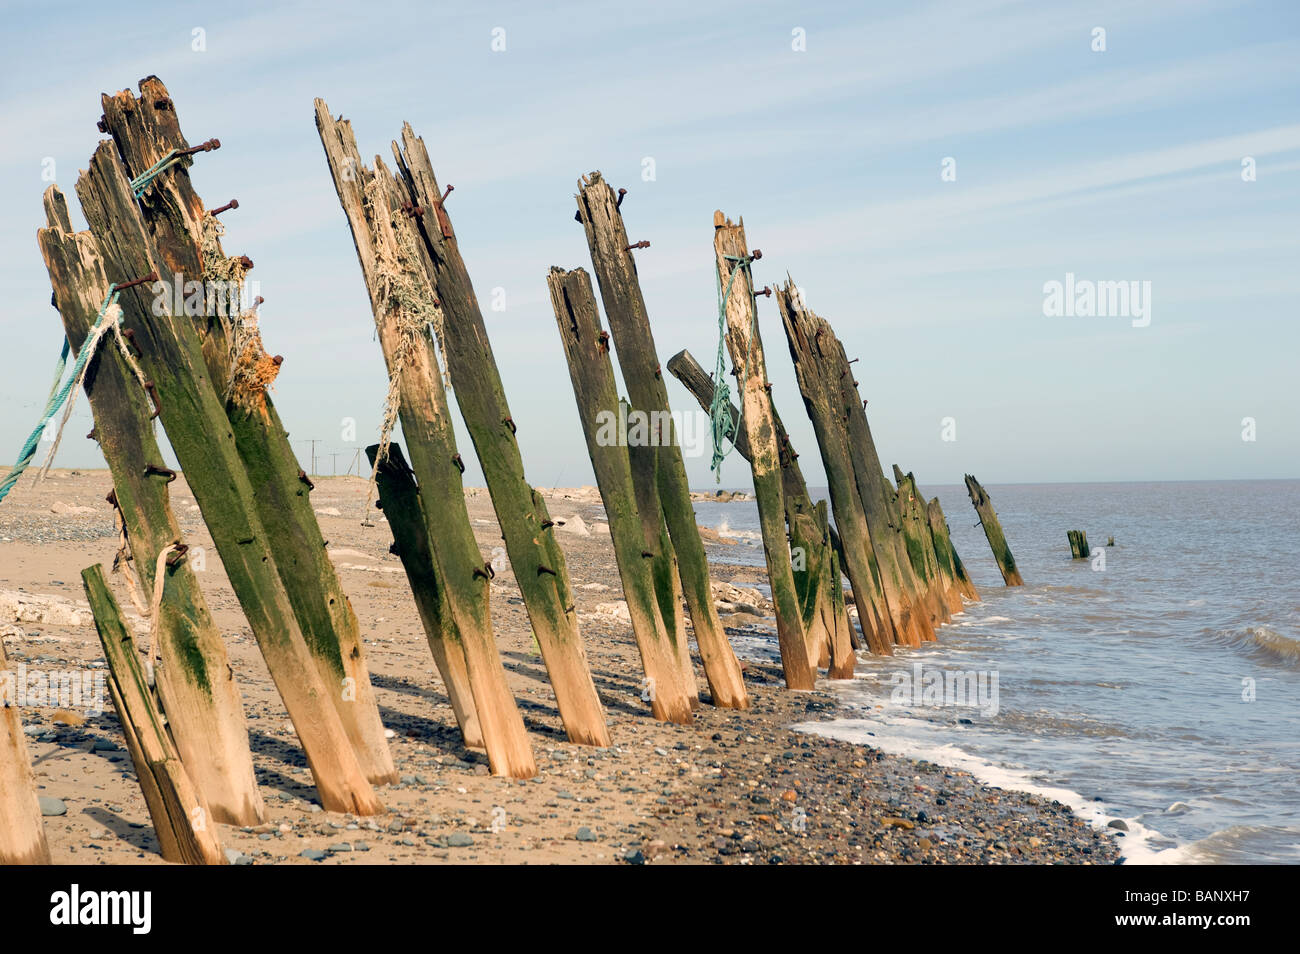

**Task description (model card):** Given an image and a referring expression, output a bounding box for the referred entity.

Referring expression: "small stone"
[1107,819,1130,832]
[447,833,474,847]
[575,827,598,843]
[624,849,646,865]
[881,817,914,830]
[39,796,67,817]
[300,849,327,862]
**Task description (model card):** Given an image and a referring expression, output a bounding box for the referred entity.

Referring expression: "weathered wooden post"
[666,349,858,669]
[548,267,696,722]
[376,121,610,745]
[82,565,227,865]
[38,187,264,826]
[774,285,902,654]
[965,475,1024,585]
[575,174,748,709]
[893,467,953,627]
[75,140,379,815]
[927,497,979,606]
[98,79,394,785]
[314,103,538,777]
[0,640,51,864]
[1067,530,1091,559]
[368,445,538,777]
[712,213,814,688]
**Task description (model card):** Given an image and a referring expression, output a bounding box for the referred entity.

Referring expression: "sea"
[692,479,1300,865]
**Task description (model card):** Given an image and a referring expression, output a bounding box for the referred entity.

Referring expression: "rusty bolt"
[503,417,516,435]
[271,355,284,366]
[596,330,610,353]
[452,453,465,474]
[616,187,627,209]
[142,380,162,419]
[401,201,424,217]
[751,249,762,260]
[86,427,98,441]
[114,271,160,292]
[237,255,254,270]
[144,462,176,482]
[624,240,650,252]
[753,286,772,298]
[178,138,220,157]
[97,117,108,133]
[441,184,454,202]
[209,199,239,217]
[297,468,315,491]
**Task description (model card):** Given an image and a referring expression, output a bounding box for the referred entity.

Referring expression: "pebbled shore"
[1,471,1118,865]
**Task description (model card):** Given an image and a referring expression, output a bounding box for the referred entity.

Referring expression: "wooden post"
[314,104,537,777]
[1067,530,1091,559]
[575,174,747,709]
[74,141,379,815]
[0,639,51,864]
[37,187,264,827]
[774,285,901,655]
[548,267,695,722]
[713,213,814,689]
[98,79,395,786]
[892,467,952,632]
[374,122,609,746]
[927,497,979,605]
[665,348,857,660]
[965,475,1024,585]
[81,565,227,865]
[368,445,537,778]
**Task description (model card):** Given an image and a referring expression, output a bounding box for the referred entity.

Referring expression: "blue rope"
[708,253,758,482]
[130,149,183,198]
[0,287,122,504]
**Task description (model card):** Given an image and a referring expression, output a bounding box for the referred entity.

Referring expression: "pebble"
[300,849,327,862]
[39,796,67,817]
[575,827,598,842]
[447,833,474,847]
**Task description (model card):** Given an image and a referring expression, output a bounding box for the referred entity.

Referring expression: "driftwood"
[713,213,815,689]
[98,79,394,786]
[382,122,609,746]
[82,565,226,865]
[575,174,747,708]
[1067,530,1091,559]
[315,103,536,777]
[774,285,899,654]
[965,475,1024,585]
[0,639,51,864]
[548,267,695,722]
[37,187,263,826]
[74,138,378,815]
[368,445,536,777]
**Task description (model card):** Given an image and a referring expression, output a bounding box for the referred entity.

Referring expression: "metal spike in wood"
[713,214,815,689]
[81,564,227,865]
[773,286,898,655]
[371,118,609,746]
[927,497,979,608]
[548,267,695,723]
[100,78,395,786]
[38,186,264,826]
[0,638,51,864]
[965,474,1024,585]
[368,445,537,778]
[74,140,379,815]
[575,174,747,709]
[314,103,537,777]
[667,348,863,656]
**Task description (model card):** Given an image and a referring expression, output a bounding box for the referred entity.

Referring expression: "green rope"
[0,287,122,504]
[708,253,759,481]
[130,149,183,198]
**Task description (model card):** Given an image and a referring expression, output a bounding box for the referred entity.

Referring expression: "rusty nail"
[537,564,557,577]
[121,328,138,351]
[165,543,189,567]
[654,364,662,379]
[144,462,176,482]
[114,270,160,292]
[441,184,454,202]
[848,357,860,365]
[503,417,516,435]
[751,249,762,260]
[106,489,118,507]
[574,210,582,223]
[179,138,220,157]
[624,240,650,252]
[640,550,654,559]
[271,355,284,366]
[209,199,239,217]
[597,330,610,353]
[86,427,98,441]
[251,296,265,312]
[401,201,424,217]
[472,565,490,581]
[143,380,162,419]
[237,255,254,270]
[452,453,464,474]
[484,561,496,580]
[297,468,315,491]
[753,286,772,298]
[616,187,627,209]
[97,117,108,133]
[541,519,555,530]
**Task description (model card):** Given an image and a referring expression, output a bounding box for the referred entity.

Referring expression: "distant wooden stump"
[1067,530,1091,560]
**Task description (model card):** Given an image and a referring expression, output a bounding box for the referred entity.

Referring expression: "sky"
[1,0,1297,491]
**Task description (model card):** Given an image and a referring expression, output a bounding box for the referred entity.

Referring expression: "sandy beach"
[1,470,1118,865]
